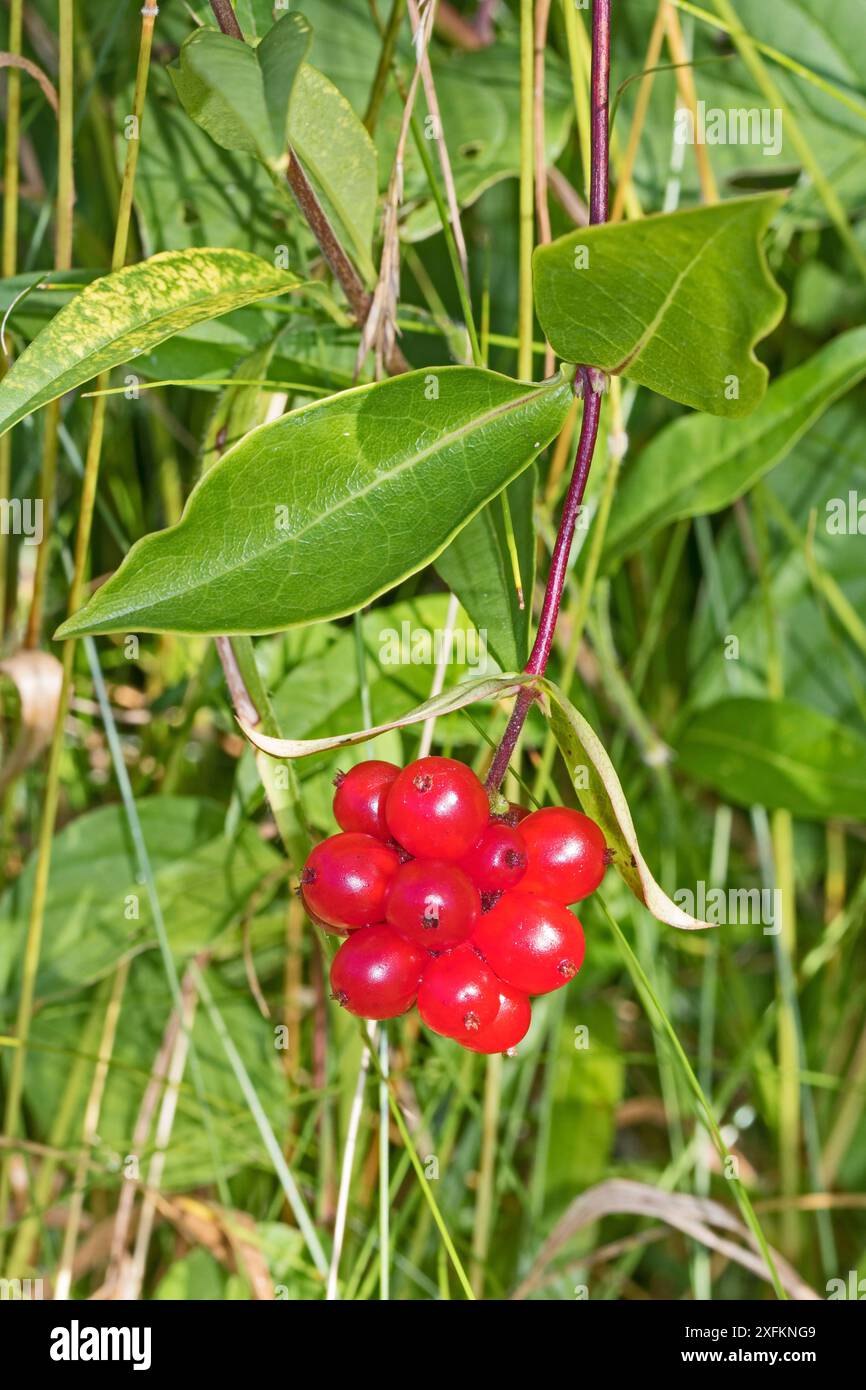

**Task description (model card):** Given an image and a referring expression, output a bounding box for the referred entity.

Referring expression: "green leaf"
[56,367,574,638]
[435,468,536,671]
[169,28,276,161]
[0,798,280,1008]
[168,14,311,165]
[604,327,866,567]
[0,248,302,438]
[540,681,711,929]
[676,696,866,818]
[532,195,785,417]
[288,63,378,283]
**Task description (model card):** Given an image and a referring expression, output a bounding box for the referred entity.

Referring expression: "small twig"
[208,0,242,40]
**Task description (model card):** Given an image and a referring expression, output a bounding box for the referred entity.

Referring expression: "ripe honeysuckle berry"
[330,924,426,1020]
[300,832,398,931]
[461,981,532,1055]
[385,859,479,949]
[518,806,607,904]
[333,759,400,840]
[385,755,489,861]
[473,891,585,995]
[458,822,527,895]
[417,944,500,1039]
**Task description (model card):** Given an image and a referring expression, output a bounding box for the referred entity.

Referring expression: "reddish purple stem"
[486,0,610,794]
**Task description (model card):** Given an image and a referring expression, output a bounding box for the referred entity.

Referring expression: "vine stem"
[486,0,610,794]
[0,0,23,634]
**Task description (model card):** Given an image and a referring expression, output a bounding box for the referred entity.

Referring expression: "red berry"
[385,859,479,948]
[333,759,399,840]
[472,892,585,995]
[417,944,500,1039]
[300,832,398,930]
[330,925,425,1019]
[518,806,607,904]
[461,982,532,1054]
[385,755,489,861]
[458,822,527,895]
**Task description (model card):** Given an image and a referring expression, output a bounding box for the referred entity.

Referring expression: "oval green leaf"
[532,194,786,417]
[56,368,575,638]
[603,327,866,568]
[0,248,303,438]
[676,696,866,820]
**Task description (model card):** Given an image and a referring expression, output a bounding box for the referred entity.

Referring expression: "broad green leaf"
[0,798,280,1008]
[168,14,312,166]
[0,248,302,438]
[532,195,785,417]
[56,367,575,638]
[676,697,866,818]
[604,327,866,567]
[435,468,536,671]
[540,681,711,929]
[288,63,378,283]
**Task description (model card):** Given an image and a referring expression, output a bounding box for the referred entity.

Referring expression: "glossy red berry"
[385,859,479,949]
[330,924,426,1019]
[518,806,607,904]
[333,759,399,840]
[300,832,398,931]
[385,755,489,861]
[417,944,500,1039]
[461,982,532,1054]
[473,891,585,995]
[459,822,527,896]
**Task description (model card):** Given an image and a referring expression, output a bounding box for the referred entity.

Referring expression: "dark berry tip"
[330,989,349,1007]
[481,890,502,913]
[332,769,346,788]
[505,849,526,868]
[463,1011,481,1033]
[557,959,577,980]
[300,866,316,885]
[412,773,433,793]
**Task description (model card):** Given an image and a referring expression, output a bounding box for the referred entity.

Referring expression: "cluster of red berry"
[299,756,607,1054]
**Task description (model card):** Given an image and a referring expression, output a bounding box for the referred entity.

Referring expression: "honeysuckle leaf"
[168,13,312,165]
[0,248,303,438]
[676,697,866,819]
[532,194,786,417]
[56,368,575,639]
[540,681,711,929]
[603,327,866,567]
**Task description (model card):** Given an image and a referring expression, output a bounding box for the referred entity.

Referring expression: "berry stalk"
[486,0,610,794]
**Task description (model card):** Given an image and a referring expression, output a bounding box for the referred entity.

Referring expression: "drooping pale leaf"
[540,681,711,929]
[533,195,785,416]
[0,798,280,1007]
[676,697,866,819]
[56,367,575,638]
[604,327,866,567]
[238,670,710,930]
[436,468,537,671]
[239,673,531,759]
[168,14,312,165]
[0,248,302,438]
[287,63,378,284]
